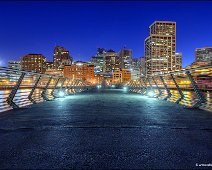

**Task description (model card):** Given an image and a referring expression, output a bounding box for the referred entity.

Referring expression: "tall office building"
[195,47,212,62]
[21,54,46,73]
[145,21,177,75]
[53,46,73,70]
[119,48,132,69]
[175,53,182,70]
[131,58,141,80]
[104,49,120,73]
[132,58,141,72]
[140,56,146,76]
[91,48,106,73]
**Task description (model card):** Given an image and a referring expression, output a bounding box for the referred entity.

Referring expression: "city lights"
[97,85,101,89]
[76,62,83,66]
[147,91,155,97]
[58,91,65,97]
[123,86,128,91]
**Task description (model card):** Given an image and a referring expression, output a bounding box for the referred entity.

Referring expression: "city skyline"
[0,1,212,67]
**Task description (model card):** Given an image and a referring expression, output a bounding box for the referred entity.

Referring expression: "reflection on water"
[0,89,211,113]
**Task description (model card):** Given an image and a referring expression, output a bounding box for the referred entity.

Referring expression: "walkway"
[0,89,211,169]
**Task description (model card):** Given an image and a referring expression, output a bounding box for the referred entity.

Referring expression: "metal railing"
[0,67,93,113]
[125,65,212,112]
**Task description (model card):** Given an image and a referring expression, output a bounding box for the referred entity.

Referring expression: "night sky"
[0,1,212,67]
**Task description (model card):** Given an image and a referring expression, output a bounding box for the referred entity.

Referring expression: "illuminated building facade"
[195,47,212,62]
[175,53,182,70]
[63,61,95,83]
[45,69,63,77]
[45,61,54,70]
[140,56,146,76]
[122,69,131,83]
[119,49,132,69]
[112,70,122,84]
[8,60,21,70]
[145,21,178,75]
[112,69,131,84]
[91,56,104,73]
[21,54,46,73]
[53,46,73,70]
[91,48,106,73]
[94,73,104,84]
[104,49,120,73]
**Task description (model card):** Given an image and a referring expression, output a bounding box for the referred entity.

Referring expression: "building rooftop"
[149,21,176,28]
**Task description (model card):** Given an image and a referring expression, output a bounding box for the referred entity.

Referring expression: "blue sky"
[0,1,212,67]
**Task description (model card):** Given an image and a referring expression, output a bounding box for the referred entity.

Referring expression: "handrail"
[142,65,212,78]
[0,67,93,112]
[0,66,63,78]
[126,65,212,111]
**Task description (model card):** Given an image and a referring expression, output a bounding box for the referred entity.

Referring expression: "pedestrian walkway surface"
[0,89,211,169]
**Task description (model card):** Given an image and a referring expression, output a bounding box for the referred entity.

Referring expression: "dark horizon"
[0,1,212,67]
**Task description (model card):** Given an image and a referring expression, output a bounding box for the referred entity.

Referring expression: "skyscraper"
[119,48,132,69]
[175,53,182,70]
[140,56,146,76]
[145,21,178,75]
[131,58,141,80]
[104,49,120,73]
[91,48,106,73]
[53,46,73,70]
[195,47,212,62]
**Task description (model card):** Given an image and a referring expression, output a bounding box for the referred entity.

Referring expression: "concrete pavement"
[0,89,211,169]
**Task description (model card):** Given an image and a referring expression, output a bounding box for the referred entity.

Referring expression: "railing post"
[138,79,145,94]
[7,72,26,108]
[170,73,184,104]
[141,78,147,94]
[152,76,162,98]
[60,78,66,89]
[59,78,66,94]
[185,71,206,108]
[75,80,80,93]
[65,79,70,89]
[41,76,52,101]
[128,80,132,91]
[67,79,74,95]
[51,78,60,98]
[28,75,41,104]
[146,77,154,96]
[159,75,172,100]
[147,77,153,89]
[65,79,70,94]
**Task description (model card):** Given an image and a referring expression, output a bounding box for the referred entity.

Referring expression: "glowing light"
[147,91,155,97]
[76,62,83,66]
[58,91,65,97]
[111,85,115,88]
[97,85,101,89]
[123,86,128,91]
